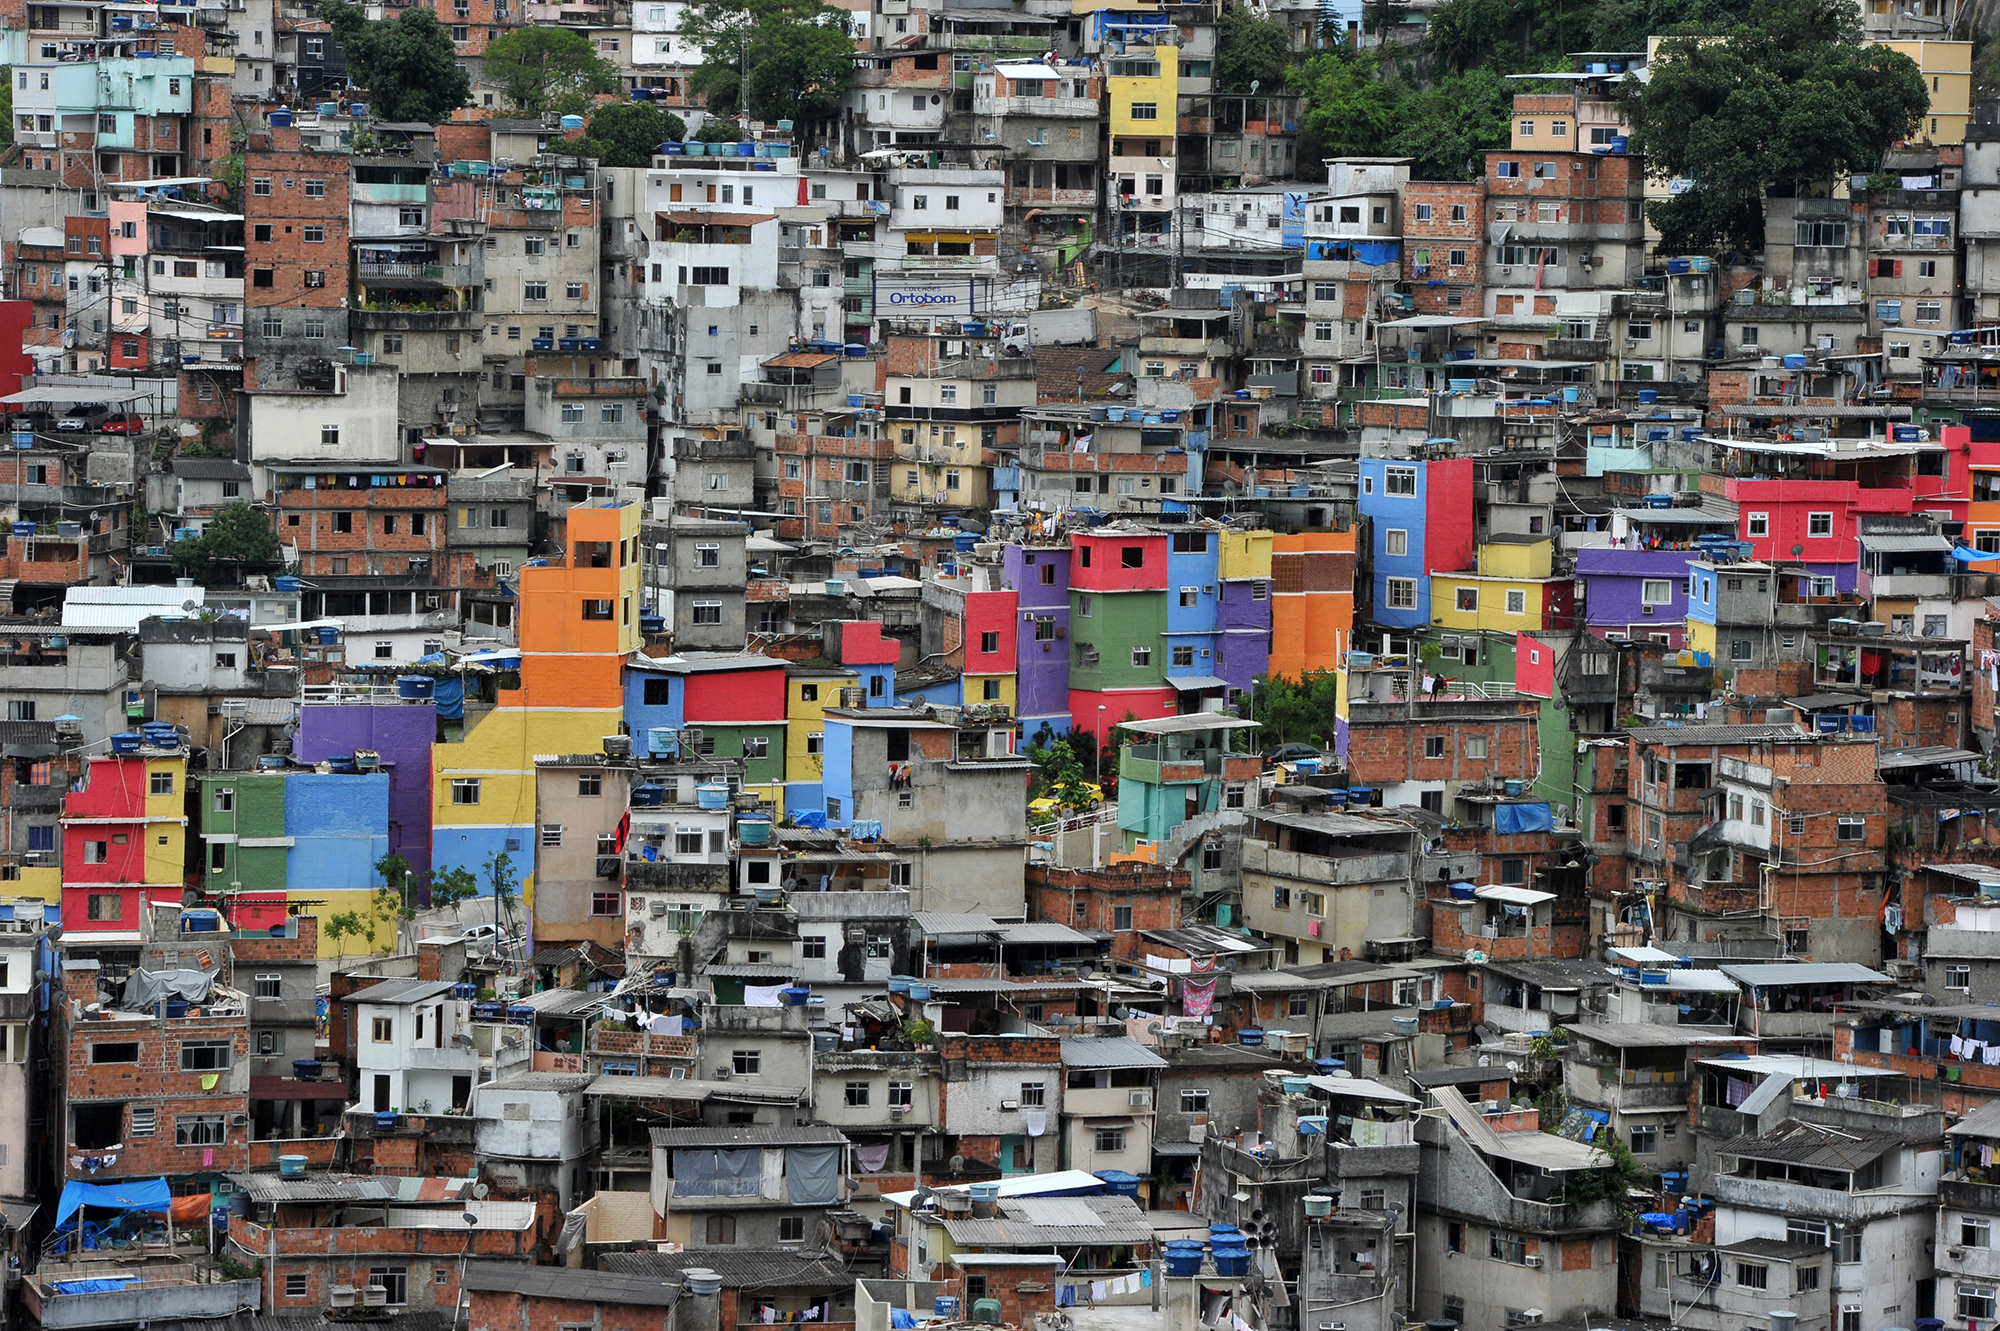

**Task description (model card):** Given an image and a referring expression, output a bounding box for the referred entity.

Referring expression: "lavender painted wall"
[1575,547,1697,627]
[295,701,438,878]
[1216,581,1270,691]
[1006,543,1073,726]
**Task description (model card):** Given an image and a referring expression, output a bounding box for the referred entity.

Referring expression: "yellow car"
[1029,783,1104,819]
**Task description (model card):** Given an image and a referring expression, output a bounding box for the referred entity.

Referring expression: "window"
[732,1049,760,1075]
[180,1039,233,1071]
[255,974,282,999]
[1384,466,1417,495]
[692,602,723,625]
[541,824,564,847]
[285,1274,309,1300]
[1384,529,1408,557]
[1630,1124,1658,1154]
[366,1269,407,1306]
[1424,736,1447,759]
[1736,1263,1769,1290]
[704,1215,738,1245]
[87,893,120,919]
[176,1114,228,1146]
[1795,220,1847,248]
[1948,964,1972,991]
[1131,646,1152,668]
[1455,587,1478,613]
[90,1042,140,1064]
[1466,736,1488,759]
[779,1216,806,1244]
[1960,1286,1995,1322]
[1505,589,1526,615]
[1386,578,1418,609]
[1113,905,1134,931]
[150,771,174,796]
[1489,1231,1528,1264]
[1021,1081,1046,1107]
[371,1016,394,1043]
[1094,1127,1126,1153]
[1838,817,1866,842]
[1966,1217,1993,1248]
[452,779,481,805]
[845,1082,871,1107]
[1798,1266,1822,1293]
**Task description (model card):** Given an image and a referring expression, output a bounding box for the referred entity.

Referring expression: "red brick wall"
[1345,713,1537,785]
[244,132,352,318]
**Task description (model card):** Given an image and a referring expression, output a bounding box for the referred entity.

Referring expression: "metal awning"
[1167,675,1229,690]
[1474,885,1556,907]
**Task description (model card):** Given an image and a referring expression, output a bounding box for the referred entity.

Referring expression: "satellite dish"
[472,1184,489,1199]
[182,601,199,612]
[949,1154,965,1174]
[1477,1055,1490,1067]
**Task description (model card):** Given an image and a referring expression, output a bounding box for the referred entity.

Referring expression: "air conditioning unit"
[328,1287,358,1309]
[650,901,668,918]
[1000,1098,1019,1110]
[1641,605,1654,615]
[890,1105,907,1119]
[1523,1257,1543,1270]
[1128,1089,1152,1107]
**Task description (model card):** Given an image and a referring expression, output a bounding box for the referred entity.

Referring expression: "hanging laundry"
[854,1143,892,1174]
[1056,1287,1077,1308]
[1953,1034,1966,1057]
[1091,1282,1108,1302]
[1183,979,1218,1019]
[1024,1110,1047,1136]
[744,984,788,1007]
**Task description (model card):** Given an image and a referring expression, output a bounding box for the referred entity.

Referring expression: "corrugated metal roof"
[462,1262,680,1306]
[937,1195,1156,1246]
[585,1075,806,1103]
[1877,745,1983,771]
[1432,1085,1609,1172]
[340,978,457,1006]
[648,1124,848,1148]
[512,987,605,1016]
[230,1173,473,1204]
[1568,1024,1744,1049]
[1860,533,1954,553]
[1950,1098,2000,1138]
[1719,962,1890,987]
[995,921,1097,946]
[1058,1037,1168,1069]
[601,1249,853,1287]
[702,962,797,979]
[1625,723,1804,744]
[1718,1119,1900,1171]
[912,911,1002,938]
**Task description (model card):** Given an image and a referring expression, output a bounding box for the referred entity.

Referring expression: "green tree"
[1383,68,1514,179]
[1293,48,1406,160]
[572,102,688,167]
[425,865,480,913]
[482,28,620,119]
[1423,0,1517,75]
[682,0,856,124]
[325,911,366,956]
[1621,0,1927,252]
[1245,671,1344,747]
[169,502,280,582]
[0,74,13,150]
[1215,4,1292,94]
[1027,732,1097,813]
[318,0,470,124]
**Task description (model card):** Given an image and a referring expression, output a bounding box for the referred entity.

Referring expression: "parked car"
[54,416,94,431]
[98,414,145,434]
[1263,742,1323,768]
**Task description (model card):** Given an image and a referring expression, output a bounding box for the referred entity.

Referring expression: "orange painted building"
[1269,530,1355,680]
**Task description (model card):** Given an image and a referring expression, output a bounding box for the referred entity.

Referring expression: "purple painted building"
[1216,580,1270,697]
[295,699,437,879]
[1575,547,1698,646]
[1004,542,1073,737]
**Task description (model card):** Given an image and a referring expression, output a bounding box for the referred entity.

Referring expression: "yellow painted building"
[1218,528,1274,581]
[785,667,858,790]
[1477,537,1554,579]
[1107,41,1178,141]
[892,427,991,511]
[1877,39,1971,144]
[963,672,1018,711]
[1429,573,1554,633]
[431,501,642,917]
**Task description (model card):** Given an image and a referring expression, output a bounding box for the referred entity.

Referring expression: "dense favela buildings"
[15,6,2000,1331]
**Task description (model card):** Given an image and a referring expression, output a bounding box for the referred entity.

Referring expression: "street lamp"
[1096,704,1107,784]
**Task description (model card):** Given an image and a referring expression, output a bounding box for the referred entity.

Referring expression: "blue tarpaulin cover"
[52,1279,131,1294]
[54,1178,171,1228]
[1494,802,1554,834]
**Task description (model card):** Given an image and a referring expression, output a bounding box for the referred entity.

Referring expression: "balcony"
[1007,187,1099,208]
[1138,336,1231,358]
[1241,839,1410,887]
[350,306,479,333]
[1870,573,1953,598]
[973,94,1099,118]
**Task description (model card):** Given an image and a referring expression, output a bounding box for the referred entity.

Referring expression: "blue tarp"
[432,674,465,722]
[53,1178,171,1228]
[891,1313,918,1329]
[1955,546,2000,564]
[1494,802,1555,834]
[51,1279,132,1294]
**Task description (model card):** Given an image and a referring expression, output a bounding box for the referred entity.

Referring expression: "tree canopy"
[1292,50,1511,181]
[1214,4,1292,95]
[169,503,280,582]
[318,1,470,124]
[1622,0,1928,251]
[572,102,688,167]
[482,28,621,119]
[682,0,856,124]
